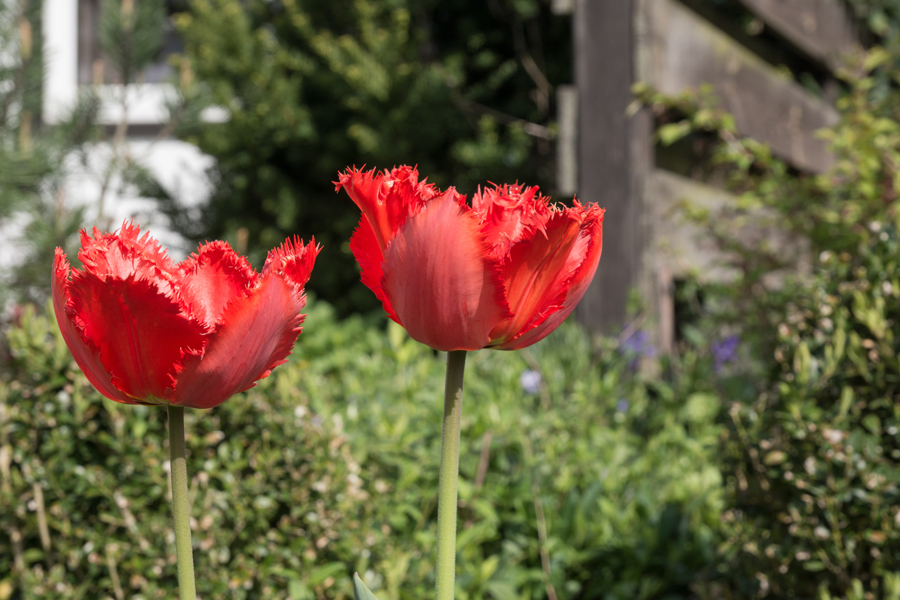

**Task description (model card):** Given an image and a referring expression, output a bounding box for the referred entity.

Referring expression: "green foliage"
[168,0,569,314]
[99,0,166,84]
[353,573,380,600]
[636,43,900,598]
[0,301,724,599]
[724,222,900,598]
[844,0,900,41]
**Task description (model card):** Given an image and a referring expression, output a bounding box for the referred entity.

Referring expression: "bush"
[0,300,723,599]
[723,224,900,598]
[636,42,900,597]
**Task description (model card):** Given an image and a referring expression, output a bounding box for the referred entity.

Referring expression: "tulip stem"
[435,350,467,600]
[167,405,197,600]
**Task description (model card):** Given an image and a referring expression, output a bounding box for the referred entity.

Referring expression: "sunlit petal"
[52,249,136,404]
[78,221,182,297]
[381,190,509,351]
[262,236,320,293]
[179,241,256,328]
[67,268,207,403]
[493,205,604,350]
[174,275,305,408]
[473,183,551,258]
[336,166,443,251]
[350,215,400,324]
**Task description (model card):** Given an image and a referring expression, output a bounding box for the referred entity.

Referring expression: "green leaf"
[837,386,854,422]
[763,450,786,466]
[353,573,381,600]
[310,563,347,586]
[794,342,812,386]
[657,122,691,146]
[289,580,314,600]
[862,414,882,436]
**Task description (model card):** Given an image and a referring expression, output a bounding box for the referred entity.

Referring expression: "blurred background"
[4,0,900,598]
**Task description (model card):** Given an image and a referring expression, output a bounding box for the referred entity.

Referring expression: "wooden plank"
[645,168,810,285]
[551,0,574,16]
[645,169,740,283]
[737,0,858,70]
[556,85,578,196]
[656,266,674,354]
[636,0,838,173]
[574,0,653,334]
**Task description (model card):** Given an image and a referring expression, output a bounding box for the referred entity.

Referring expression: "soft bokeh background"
[4,1,900,598]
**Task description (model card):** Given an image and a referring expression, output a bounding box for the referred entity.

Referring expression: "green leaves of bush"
[0,300,724,599]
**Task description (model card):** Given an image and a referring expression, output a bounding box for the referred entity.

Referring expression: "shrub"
[723,224,900,598]
[0,300,723,599]
[637,43,900,597]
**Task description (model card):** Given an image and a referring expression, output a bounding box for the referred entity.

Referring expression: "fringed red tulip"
[52,222,320,408]
[336,165,604,351]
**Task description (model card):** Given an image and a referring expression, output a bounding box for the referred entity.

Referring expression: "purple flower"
[711,335,740,372]
[620,330,657,356]
[618,330,657,370]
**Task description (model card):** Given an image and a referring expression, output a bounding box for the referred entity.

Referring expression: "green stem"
[167,405,197,600]
[435,350,467,600]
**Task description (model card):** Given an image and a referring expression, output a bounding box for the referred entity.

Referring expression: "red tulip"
[52,223,320,408]
[336,166,604,351]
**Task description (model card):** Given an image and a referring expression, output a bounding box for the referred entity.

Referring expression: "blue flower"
[618,330,657,370]
[710,335,740,372]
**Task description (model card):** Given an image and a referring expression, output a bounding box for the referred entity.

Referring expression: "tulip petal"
[262,236,320,292]
[179,241,256,328]
[52,249,136,404]
[78,221,182,296]
[173,275,305,409]
[67,268,208,403]
[473,184,552,258]
[381,190,509,351]
[491,205,604,350]
[336,166,442,251]
[349,215,400,324]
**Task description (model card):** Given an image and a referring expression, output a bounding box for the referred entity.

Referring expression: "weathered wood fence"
[562,0,861,349]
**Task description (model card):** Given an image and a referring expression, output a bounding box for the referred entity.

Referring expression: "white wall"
[42,0,214,258]
[63,140,214,255]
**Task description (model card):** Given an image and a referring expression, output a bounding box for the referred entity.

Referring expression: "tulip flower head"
[337,165,604,351]
[52,223,319,408]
